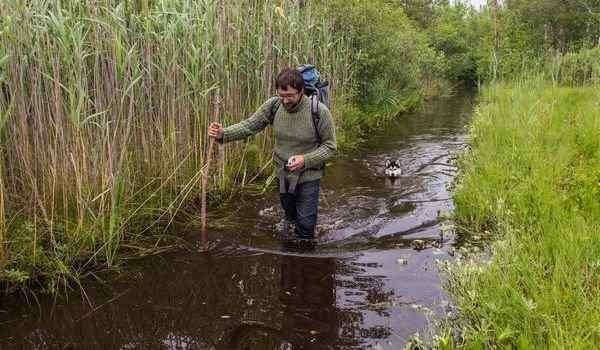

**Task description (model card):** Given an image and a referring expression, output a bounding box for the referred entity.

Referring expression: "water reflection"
[279,255,337,349]
[224,250,339,350]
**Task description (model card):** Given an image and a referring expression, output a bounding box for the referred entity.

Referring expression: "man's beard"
[283,97,302,111]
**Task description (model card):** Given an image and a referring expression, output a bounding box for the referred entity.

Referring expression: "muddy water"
[0,91,475,349]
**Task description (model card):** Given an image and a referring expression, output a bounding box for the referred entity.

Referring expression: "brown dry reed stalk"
[0,0,353,287]
[201,90,221,249]
[0,163,4,269]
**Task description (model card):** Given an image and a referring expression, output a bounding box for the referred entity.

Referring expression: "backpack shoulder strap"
[268,98,281,124]
[309,95,322,144]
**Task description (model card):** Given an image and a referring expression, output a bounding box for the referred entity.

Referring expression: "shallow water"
[0,91,475,349]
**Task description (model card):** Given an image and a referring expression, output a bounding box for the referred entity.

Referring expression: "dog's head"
[385,159,399,168]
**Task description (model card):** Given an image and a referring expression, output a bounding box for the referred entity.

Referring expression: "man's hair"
[275,68,304,92]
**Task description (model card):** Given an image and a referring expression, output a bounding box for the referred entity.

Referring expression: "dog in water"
[384,159,402,178]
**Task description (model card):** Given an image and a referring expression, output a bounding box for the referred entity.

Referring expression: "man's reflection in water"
[223,246,339,350]
[279,253,338,350]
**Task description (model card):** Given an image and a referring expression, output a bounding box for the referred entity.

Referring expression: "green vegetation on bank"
[553,47,600,85]
[414,1,600,348]
[440,82,600,349]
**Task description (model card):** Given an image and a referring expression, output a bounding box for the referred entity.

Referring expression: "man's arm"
[217,97,278,143]
[303,106,337,169]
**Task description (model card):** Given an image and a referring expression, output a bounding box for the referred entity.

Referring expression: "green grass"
[442,81,600,349]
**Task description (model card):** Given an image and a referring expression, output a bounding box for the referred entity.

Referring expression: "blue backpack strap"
[309,95,322,145]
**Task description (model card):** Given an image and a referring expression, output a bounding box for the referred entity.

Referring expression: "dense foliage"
[328,0,440,112]
[332,0,600,90]
[471,0,600,80]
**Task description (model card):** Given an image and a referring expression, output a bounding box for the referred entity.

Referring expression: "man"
[208,68,336,240]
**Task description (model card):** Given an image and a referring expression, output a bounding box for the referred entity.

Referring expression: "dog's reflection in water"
[385,176,403,189]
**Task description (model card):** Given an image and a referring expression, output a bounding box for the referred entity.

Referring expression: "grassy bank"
[442,81,599,349]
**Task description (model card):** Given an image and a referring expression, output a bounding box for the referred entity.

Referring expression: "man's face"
[277,86,303,110]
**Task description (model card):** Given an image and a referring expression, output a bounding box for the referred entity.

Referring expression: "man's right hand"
[208,122,224,140]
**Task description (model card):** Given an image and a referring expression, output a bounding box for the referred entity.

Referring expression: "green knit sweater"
[219,95,337,183]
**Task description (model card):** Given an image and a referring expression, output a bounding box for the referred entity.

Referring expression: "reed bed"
[0,0,353,289]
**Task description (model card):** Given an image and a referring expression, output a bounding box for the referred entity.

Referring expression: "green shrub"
[326,0,441,115]
[428,2,481,83]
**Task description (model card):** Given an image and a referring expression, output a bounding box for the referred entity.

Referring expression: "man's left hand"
[287,155,305,172]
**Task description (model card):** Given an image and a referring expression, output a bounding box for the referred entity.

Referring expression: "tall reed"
[0,0,353,287]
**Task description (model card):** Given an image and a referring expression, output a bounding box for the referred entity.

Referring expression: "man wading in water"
[208,68,337,241]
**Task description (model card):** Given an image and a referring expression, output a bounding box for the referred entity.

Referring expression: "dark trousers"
[279,179,320,239]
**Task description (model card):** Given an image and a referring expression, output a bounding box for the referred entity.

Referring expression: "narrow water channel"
[0,91,475,349]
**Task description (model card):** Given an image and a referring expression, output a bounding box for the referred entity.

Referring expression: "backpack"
[269,64,330,144]
[298,64,330,107]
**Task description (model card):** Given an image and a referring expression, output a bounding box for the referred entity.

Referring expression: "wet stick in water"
[201,90,221,250]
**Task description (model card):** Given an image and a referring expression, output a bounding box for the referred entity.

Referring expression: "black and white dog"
[384,159,402,178]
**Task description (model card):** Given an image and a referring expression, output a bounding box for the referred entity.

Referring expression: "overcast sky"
[467,0,490,8]
[456,0,488,8]
[469,0,487,7]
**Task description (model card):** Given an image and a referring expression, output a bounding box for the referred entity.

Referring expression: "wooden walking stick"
[201,89,221,250]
